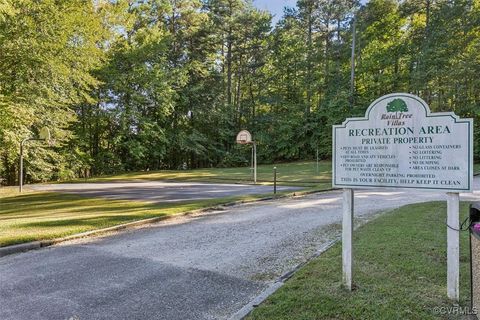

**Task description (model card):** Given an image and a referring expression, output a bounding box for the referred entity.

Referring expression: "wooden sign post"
[342,188,354,290]
[333,93,473,301]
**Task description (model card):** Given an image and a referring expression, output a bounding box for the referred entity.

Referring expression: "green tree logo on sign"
[386,99,409,112]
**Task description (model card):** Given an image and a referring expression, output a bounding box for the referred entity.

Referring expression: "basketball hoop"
[236,130,252,145]
[235,130,257,184]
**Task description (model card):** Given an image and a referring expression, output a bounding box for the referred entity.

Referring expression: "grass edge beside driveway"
[56,161,333,188]
[247,201,474,320]
[0,186,328,248]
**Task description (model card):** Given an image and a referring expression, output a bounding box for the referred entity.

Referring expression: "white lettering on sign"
[333,93,473,192]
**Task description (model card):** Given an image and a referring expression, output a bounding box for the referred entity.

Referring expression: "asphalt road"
[30,181,301,203]
[2,179,480,320]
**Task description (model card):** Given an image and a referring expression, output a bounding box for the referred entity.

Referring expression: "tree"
[0,0,108,183]
[2,0,480,184]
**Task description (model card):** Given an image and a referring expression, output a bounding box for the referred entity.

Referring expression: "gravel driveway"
[1,179,480,320]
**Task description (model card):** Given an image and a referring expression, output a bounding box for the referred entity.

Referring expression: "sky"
[253,0,297,24]
[253,0,368,24]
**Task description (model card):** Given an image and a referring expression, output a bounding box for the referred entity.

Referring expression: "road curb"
[0,187,338,258]
[229,209,394,319]
[228,239,339,320]
[0,215,175,258]
[0,241,43,257]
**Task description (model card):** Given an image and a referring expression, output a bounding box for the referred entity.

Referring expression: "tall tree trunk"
[235,59,242,129]
[306,2,313,115]
[227,30,233,107]
[324,18,330,98]
[249,80,256,128]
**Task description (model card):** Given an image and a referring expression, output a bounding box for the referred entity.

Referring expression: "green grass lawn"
[247,202,474,320]
[2,160,478,248]
[0,188,280,247]
[69,161,480,187]
[68,161,333,188]
[475,163,480,175]
[0,160,334,247]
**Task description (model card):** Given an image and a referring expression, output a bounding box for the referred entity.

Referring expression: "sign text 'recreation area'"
[333,93,473,192]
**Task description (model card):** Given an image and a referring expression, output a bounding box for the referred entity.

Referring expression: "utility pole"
[19,139,45,192]
[19,127,51,192]
[19,139,27,193]
[350,16,356,109]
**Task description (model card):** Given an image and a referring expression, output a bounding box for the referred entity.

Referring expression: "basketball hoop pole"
[251,146,254,179]
[253,141,257,184]
[235,130,256,185]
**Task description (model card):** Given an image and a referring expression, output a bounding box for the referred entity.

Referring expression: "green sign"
[332,93,473,192]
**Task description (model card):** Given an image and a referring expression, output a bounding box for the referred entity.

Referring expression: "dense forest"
[1,0,479,185]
